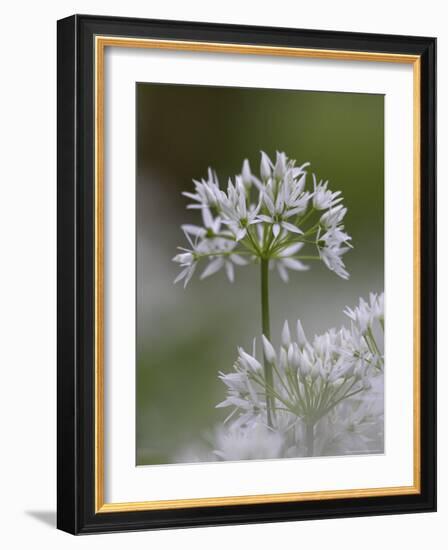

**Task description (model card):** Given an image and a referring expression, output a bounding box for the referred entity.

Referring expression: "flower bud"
[274,152,287,179]
[320,205,346,229]
[173,252,193,265]
[288,343,300,370]
[262,335,277,364]
[281,320,291,348]
[238,348,262,373]
[260,151,272,181]
[296,320,308,348]
[241,159,252,188]
[204,184,218,207]
[299,353,311,377]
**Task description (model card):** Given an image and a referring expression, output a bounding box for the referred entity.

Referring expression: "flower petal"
[200,258,224,279]
[201,206,214,228]
[230,254,248,266]
[277,264,289,282]
[281,221,303,234]
[173,267,189,284]
[183,264,196,287]
[181,224,206,237]
[262,335,277,363]
[263,192,276,215]
[234,228,247,241]
[280,242,304,256]
[225,261,235,282]
[282,258,309,271]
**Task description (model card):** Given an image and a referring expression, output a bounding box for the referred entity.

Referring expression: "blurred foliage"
[136,83,384,465]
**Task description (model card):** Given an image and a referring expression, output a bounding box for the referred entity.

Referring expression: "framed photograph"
[57,14,436,534]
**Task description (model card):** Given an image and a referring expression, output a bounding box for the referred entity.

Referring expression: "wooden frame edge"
[93,36,422,514]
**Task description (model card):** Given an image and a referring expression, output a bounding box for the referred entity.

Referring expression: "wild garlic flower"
[172,292,384,462]
[218,294,384,431]
[182,168,221,209]
[218,176,262,241]
[168,150,386,462]
[181,205,222,239]
[316,205,352,280]
[217,343,266,429]
[270,243,309,283]
[173,151,352,286]
[172,229,204,287]
[344,292,384,333]
[312,175,343,210]
[173,209,248,284]
[344,292,384,369]
[200,240,248,283]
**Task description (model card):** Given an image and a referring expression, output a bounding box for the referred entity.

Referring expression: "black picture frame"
[57,14,436,534]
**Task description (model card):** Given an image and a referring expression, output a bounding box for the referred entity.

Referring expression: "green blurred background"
[136,83,384,465]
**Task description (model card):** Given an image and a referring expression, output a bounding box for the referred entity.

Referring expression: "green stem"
[245,226,261,255]
[305,422,314,457]
[296,206,316,228]
[367,327,382,357]
[197,251,251,259]
[261,259,270,338]
[292,255,321,261]
[261,258,274,427]
[212,233,237,241]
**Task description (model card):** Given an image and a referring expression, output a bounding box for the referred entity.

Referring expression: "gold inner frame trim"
[94,35,421,513]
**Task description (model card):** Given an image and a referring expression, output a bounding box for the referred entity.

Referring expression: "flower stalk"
[260,258,274,426]
[305,423,315,457]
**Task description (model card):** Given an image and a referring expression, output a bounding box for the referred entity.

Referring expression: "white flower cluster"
[344,292,384,333]
[173,152,352,286]
[214,292,384,459]
[170,150,384,463]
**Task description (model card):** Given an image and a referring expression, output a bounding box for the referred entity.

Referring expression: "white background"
[0,0,444,548]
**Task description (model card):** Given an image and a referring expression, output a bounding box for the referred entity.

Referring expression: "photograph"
[54,11,436,536]
[136,83,385,466]
[0,0,441,545]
